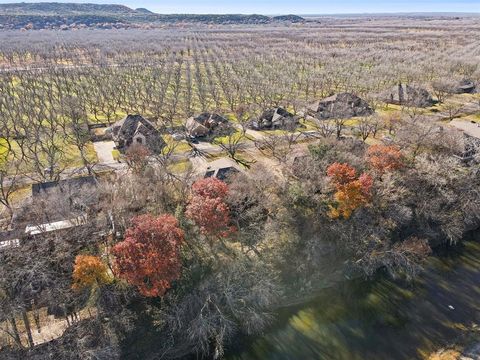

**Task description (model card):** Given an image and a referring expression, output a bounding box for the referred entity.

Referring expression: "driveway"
[450,119,480,139]
[93,141,116,164]
[232,123,265,140]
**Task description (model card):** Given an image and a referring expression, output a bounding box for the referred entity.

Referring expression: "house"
[449,120,480,161]
[249,107,298,130]
[454,79,476,94]
[108,114,165,153]
[29,175,98,230]
[32,176,98,210]
[0,216,89,251]
[186,113,229,138]
[202,158,242,181]
[386,83,434,108]
[32,175,97,198]
[1,177,98,251]
[308,93,374,119]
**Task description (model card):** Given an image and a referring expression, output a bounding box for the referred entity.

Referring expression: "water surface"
[229,241,480,359]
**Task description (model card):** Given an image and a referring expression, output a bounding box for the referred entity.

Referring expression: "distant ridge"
[0,2,305,29]
[135,8,154,14]
[272,14,304,22]
[301,12,480,18]
[0,2,138,15]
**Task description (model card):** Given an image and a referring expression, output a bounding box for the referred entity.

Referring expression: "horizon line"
[0,3,479,16]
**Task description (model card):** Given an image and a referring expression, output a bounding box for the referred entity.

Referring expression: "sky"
[0,0,479,14]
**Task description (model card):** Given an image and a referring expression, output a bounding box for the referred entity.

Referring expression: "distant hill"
[0,2,305,29]
[0,2,138,15]
[272,14,304,22]
[135,8,154,15]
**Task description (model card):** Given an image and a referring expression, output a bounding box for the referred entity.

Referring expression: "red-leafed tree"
[326,163,374,219]
[358,173,374,195]
[326,162,358,186]
[112,214,184,297]
[366,145,404,174]
[190,177,229,199]
[186,177,235,238]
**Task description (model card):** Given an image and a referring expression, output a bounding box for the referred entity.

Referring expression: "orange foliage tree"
[366,145,404,174]
[185,177,236,238]
[327,163,373,219]
[326,162,358,185]
[72,255,111,291]
[112,214,184,297]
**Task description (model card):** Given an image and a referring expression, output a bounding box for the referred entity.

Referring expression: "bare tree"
[441,101,464,121]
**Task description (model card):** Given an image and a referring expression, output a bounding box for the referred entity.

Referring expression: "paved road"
[450,119,480,139]
[93,140,116,164]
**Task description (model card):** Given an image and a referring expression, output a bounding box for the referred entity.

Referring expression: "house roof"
[186,113,228,136]
[25,215,88,236]
[32,175,97,198]
[200,158,242,180]
[194,113,228,126]
[308,94,341,112]
[0,215,88,250]
[110,114,165,153]
[319,93,339,103]
[309,93,374,118]
[187,113,228,128]
[260,107,294,121]
[111,114,158,139]
[186,116,209,133]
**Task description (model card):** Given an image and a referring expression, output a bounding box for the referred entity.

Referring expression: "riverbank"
[228,239,480,360]
[428,325,480,360]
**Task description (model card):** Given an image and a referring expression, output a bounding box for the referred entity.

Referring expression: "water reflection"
[229,241,480,360]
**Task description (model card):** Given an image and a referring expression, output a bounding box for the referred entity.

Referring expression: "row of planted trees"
[1,21,479,228]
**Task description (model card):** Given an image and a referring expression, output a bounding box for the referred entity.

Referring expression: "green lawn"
[214,130,255,144]
[168,159,192,173]
[0,138,8,167]
[163,135,192,154]
[2,138,98,174]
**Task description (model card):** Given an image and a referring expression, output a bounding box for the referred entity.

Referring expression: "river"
[228,240,480,360]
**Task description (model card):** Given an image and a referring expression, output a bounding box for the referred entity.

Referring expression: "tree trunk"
[32,300,41,333]
[9,317,23,348]
[22,310,34,348]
